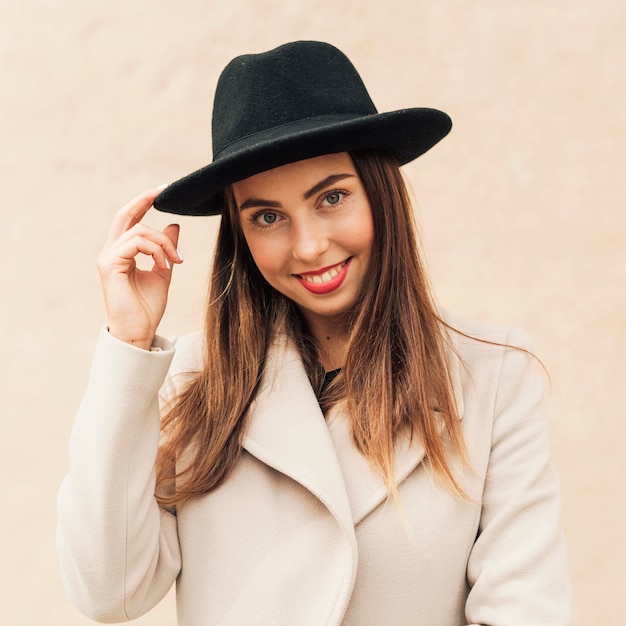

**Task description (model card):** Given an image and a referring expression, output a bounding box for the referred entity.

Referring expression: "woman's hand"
[97,187,183,350]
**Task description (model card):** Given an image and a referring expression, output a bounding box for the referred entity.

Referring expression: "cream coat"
[57,314,572,625]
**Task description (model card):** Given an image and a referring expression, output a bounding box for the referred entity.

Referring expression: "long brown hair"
[155,150,467,508]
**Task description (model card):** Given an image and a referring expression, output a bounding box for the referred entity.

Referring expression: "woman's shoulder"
[440,309,538,401]
[440,310,543,428]
[440,308,532,355]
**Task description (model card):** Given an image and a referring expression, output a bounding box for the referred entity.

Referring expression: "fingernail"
[165,258,171,270]
[157,183,169,191]
[177,248,184,261]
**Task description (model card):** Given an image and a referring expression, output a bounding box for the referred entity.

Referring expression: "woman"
[57,41,572,625]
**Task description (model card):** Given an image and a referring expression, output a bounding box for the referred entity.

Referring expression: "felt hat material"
[154,41,452,216]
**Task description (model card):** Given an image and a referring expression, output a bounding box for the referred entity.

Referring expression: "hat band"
[213,113,369,160]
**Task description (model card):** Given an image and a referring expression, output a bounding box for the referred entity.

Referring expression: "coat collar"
[243,334,355,532]
[448,326,465,421]
[242,331,465,527]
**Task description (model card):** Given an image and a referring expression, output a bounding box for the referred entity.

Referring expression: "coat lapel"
[324,408,427,525]
[328,334,466,525]
[242,335,355,534]
[243,331,466,527]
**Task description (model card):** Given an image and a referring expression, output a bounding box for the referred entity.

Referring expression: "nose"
[290,215,329,264]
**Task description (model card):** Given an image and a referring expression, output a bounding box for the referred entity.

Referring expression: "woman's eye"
[323,191,344,205]
[255,212,278,225]
[249,210,281,229]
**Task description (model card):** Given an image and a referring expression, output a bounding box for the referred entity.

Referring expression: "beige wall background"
[1,1,624,623]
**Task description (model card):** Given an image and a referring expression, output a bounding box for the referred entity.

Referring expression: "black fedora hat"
[154,40,451,216]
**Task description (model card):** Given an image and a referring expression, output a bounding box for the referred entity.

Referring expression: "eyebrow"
[238,173,355,211]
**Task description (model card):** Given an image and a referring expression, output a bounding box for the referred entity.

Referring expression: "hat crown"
[212,41,377,158]
[154,40,451,216]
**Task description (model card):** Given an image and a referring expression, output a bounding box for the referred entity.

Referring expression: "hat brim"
[153,107,451,216]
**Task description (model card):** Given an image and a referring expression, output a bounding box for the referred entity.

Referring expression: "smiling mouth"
[295,259,349,285]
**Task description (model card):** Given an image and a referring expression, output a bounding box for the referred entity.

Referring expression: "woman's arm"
[57,329,181,622]
[465,329,572,625]
[57,189,185,621]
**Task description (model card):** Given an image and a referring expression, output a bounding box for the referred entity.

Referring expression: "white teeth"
[300,261,345,284]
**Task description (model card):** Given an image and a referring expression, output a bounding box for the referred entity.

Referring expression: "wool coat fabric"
[57,314,572,625]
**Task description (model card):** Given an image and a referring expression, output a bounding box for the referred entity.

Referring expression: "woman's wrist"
[106,326,155,351]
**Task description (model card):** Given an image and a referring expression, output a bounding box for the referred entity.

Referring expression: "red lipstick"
[295,258,351,294]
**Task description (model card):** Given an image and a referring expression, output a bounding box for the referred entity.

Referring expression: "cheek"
[347,210,375,253]
[363,220,375,249]
[244,236,282,279]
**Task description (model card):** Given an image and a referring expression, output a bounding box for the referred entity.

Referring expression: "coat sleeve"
[57,328,182,622]
[465,329,572,626]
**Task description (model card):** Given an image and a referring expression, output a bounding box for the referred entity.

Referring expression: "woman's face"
[233,152,375,332]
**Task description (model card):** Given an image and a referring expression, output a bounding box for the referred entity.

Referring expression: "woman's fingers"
[105,187,163,245]
[99,222,183,274]
[162,223,181,253]
[96,187,181,349]
[161,223,182,265]
[116,236,172,271]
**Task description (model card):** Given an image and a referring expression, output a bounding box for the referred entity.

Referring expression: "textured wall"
[2,1,624,623]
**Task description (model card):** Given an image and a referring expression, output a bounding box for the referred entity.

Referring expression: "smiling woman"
[57,41,572,625]
[234,153,375,355]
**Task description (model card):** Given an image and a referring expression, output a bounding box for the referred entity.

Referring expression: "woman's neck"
[303,314,351,371]
[317,335,348,371]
